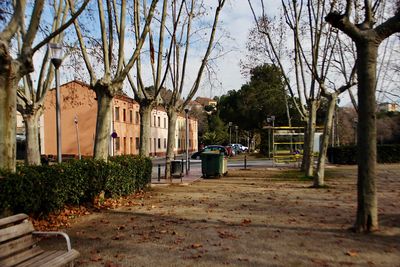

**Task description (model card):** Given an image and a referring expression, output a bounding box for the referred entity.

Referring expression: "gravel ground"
[40,164,400,266]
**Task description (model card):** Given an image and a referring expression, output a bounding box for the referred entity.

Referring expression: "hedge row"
[327,144,400,164]
[0,156,152,217]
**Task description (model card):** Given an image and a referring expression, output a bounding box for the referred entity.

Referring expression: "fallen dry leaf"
[105,260,121,267]
[191,243,203,249]
[90,254,102,262]
[345,250,358,257]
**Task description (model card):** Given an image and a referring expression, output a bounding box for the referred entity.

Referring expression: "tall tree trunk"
[23,111,41,165]
[0,46,18,172]
[304,100,317,177]
[93,89,112,161]
[301,120,309,171]
[314,94,337,187]
[139,102,152,157]
[354,42,378,232]
[165,109,177,182]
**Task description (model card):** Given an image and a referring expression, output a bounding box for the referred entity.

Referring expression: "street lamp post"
[228,122,232,144]
[353,118,358,145]
[235,125,238,144]
[184,107,190,174]
[74,115,81,160]
[267,116,275,158]
[49,43,63,163]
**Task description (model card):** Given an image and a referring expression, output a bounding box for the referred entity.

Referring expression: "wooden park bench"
[0,213,79,267]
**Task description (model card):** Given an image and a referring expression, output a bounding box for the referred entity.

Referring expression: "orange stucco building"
[43,81,197,157]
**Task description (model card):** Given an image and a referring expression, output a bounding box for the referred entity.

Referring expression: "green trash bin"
[201,152,228,178]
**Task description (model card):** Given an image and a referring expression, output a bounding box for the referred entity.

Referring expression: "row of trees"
[0,0,227,182]
[246,0,400,233]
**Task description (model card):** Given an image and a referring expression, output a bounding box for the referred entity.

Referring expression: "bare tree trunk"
[165,109,177,182]
[354,42,378,232]
[301,120,308,171]
[139,102,152,156]
[23,111,41,165]
[93,88,113,161]
[304,100,317,177]
[314,94,337,187]
[0,48,18,172]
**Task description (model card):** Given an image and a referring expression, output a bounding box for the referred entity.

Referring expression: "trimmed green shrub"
[327,144,400,164]
[0,155,152,217]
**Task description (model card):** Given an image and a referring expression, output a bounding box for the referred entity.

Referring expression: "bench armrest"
[32,231,72,251]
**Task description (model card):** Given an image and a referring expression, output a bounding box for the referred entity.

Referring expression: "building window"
[115,137,120,151]
[135,112,140,124]
[164,138,167,149]
[158,117,160,127]
[115,107,120,121]
[154,116,156,127]
[123,109,126,122]
[164,118,167,128]
[123,137,127,154]
[178,138,181,149]
[136,137,140,150]
[158,138,161,149]
[130,137,133,154]
[129,110,133,123]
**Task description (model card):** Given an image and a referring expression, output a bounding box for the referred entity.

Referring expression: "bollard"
[181,158,184,182]
[188,158,191,171]
[158,164,161,182]
[244,155,247,170]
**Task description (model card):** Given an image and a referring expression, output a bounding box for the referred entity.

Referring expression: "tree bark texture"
[0,44,18,172]
[93,88,113,161]
[139,103,153,157]
[314,94,337,187]
[23,111,41,165]
[355,42,378,232]
[165,109,177,182]
[304,100,317,177]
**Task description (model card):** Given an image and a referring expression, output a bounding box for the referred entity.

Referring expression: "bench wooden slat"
[39,249,80,267]
[0,221,35,243]
[0,214,79,267]
[0,246,44,267]
[17,250,64,267]
[0,214,29,228]
[0,235,36,258]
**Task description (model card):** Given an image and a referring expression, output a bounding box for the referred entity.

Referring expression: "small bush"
[327,144,400,164]
[0,155,152,217]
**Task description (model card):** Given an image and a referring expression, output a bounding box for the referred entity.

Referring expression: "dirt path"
[42,164,400,266]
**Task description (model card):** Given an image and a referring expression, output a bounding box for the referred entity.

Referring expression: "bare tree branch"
[0,0,26,41]
[32,0,89,53]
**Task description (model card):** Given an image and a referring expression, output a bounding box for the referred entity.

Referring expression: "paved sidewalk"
[151,166,203,186]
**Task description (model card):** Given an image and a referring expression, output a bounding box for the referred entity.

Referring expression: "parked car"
[191,145,229,159]
[230,144,242,154]
[225,146,235,157]
[231,143,248,152]
[240,144,249,152]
